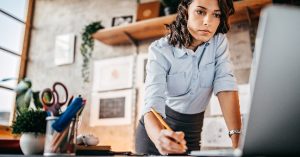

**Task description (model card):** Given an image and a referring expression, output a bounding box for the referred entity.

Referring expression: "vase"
[19,133,45,155]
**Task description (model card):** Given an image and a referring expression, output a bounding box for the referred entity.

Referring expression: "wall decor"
[93,55,134,92]
[136,1,161,21]
[201,117,231,147]
[80,21,104,82]
[54,34,75,66]
[136,85,145,124]
[90,89,134,126]
[112,15,133,27]
[136,53,148,87]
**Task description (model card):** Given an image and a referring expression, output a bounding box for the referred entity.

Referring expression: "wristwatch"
[228,129,241,137]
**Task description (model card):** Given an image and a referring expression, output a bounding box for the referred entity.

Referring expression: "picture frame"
[54,34,75,66]
[136,1,161,21]
[136,85,145,125]
[93,56,134,92]
[201,117,231,147]
[111,15,133,27]
[89,89,135,126]
[136,53,148,87]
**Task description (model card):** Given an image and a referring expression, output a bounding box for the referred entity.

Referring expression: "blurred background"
[0,0,299,152]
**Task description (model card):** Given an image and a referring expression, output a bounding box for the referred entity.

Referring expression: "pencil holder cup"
[44,116,78,156]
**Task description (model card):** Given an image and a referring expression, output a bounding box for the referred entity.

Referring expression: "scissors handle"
[53,82,69,106]
[41,88,54,106]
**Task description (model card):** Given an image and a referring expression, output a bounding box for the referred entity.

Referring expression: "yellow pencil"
[150,108,172,131]
[151,107,187,150]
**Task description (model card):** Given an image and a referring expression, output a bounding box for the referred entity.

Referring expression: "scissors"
[41,82,69,116]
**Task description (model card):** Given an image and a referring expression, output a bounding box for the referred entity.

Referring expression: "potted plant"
[0,78,43,115]
[160,0,180,15]
[11,109,47,155]
[80,21,104,82]
[1,78,47,155]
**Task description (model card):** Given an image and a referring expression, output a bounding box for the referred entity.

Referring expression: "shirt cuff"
[142,99,166,119]
[213,78,238,95]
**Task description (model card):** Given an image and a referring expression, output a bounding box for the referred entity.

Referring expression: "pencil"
[151,107,187,151]
[150,108,172,131]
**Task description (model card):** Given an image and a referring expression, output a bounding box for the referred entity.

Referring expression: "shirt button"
[190,92,194,95]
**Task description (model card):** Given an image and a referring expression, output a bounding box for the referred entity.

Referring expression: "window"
[0,0,30,125]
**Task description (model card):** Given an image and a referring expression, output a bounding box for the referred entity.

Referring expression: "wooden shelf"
[93,0,272,45]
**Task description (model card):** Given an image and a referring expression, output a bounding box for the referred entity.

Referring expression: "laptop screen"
[241,5,300,156]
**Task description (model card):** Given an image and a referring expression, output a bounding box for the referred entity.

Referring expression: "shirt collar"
[173,39,212,58]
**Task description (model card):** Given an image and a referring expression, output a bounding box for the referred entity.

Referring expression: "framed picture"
[136,53,148,87]
[136,1,161,21]
[93,56,134,92]
[209,84,250,115]
[201,117,231,147]
[136,85,145,125]
[90,89,135,126]
[54,34,75,66]
[111,15,133,27]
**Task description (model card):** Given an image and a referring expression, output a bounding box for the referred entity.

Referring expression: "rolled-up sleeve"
[213,34,238,95]
[142,42,170,118]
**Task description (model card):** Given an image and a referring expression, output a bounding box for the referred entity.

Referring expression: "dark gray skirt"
[135,105,204,155]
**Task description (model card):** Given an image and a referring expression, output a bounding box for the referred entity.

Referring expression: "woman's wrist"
[230,133,240,148]
[144,112,164,144]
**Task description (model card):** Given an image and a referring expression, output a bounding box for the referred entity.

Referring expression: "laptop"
[190,5,300,156]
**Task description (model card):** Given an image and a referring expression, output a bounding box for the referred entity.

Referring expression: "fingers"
[161,130,187,146]
[159,135,184,151]
[156,129,188,155]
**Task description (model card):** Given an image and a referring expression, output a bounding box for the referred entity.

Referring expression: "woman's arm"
[144,112,187,155]
[217,91,242,148]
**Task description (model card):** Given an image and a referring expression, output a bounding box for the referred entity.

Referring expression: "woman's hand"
[154,129,187,155]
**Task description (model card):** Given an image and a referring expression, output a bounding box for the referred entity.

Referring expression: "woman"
[135,0,241,155]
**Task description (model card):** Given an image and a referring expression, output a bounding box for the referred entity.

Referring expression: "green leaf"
[80,21,104,83]
[0,77,17,83]
[16,89,32,114]
[32,91,43,109]
[15,78,32,96]
[11,109,47,134]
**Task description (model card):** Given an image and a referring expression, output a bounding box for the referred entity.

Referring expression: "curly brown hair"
[166,0,235,48]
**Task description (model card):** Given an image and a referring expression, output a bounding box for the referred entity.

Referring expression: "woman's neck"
[187,40,204,52]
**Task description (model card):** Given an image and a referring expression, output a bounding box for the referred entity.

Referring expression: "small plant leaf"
[32,91,43,110]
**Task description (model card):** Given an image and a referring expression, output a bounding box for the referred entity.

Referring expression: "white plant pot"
[20,133,45,155]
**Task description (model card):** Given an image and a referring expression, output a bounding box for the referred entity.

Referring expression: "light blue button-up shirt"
[142,33,238,118]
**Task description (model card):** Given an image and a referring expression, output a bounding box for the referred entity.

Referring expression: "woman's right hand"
[154,129,188,155]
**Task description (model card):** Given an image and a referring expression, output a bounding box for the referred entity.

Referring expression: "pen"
[67,95,74,107]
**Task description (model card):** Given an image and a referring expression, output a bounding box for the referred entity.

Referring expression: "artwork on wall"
[93,56,134,92]
[54,34,75,66]
[136,1,161,21]
[136,85,145,125]
[90,89,135,126]
[136,53,148,87]
[201,117,231,147]
[210,84,250,115]
[111,15,133,27]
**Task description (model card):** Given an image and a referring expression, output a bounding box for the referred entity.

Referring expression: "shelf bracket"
[245,7,253,26]
[246,7,256,53]
[124,31,139,47]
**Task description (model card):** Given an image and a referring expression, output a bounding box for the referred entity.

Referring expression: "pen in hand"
[150,108,187,151]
